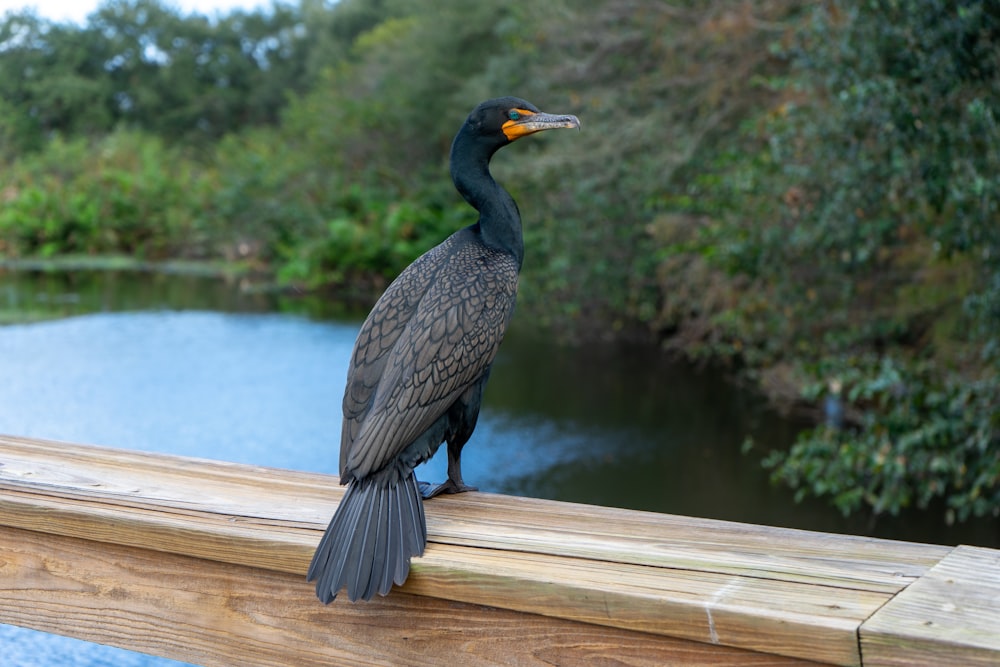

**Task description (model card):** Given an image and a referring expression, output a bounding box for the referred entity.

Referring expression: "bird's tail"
[307,472,426,603]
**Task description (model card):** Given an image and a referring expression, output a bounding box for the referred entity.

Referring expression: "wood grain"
[860,545,1000,666]
[0,434,993,666]
[0,525,824,667]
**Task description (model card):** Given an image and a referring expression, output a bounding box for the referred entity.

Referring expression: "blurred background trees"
[0,0,997,523]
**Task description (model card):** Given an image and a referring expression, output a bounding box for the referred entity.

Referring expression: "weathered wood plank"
[0,434,947,587]
[0,434,963,666]
[0,525,824,667]
[860,545,1000,666]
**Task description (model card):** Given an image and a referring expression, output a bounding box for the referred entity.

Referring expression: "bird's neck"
[450,135,524,269]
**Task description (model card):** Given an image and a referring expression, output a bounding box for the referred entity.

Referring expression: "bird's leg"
[445,441,478,493]
[420,440,478,499]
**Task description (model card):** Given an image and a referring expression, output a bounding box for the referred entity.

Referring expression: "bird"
[307,97,580,602]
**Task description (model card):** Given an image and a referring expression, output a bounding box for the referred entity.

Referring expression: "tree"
[748,1,1000,522]
[0,11,115,151]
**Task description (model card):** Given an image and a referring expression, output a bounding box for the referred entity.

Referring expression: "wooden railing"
[0,434,997,666]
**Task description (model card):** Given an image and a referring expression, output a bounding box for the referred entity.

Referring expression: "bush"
[736,1,1000,521]
[765,356,1000,522]
[0,131,210,258]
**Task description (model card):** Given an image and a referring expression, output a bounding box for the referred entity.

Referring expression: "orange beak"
[502,109,581,142]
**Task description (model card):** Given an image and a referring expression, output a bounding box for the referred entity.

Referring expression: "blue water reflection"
[0,625,192,667]
[0,312,350,472]
[0,310,591,488]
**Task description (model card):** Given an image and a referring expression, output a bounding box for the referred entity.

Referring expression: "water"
[0,268,997,666]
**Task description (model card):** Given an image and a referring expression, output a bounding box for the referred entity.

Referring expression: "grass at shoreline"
[0,254,260,279]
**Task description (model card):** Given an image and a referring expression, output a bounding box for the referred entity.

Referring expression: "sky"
[0,0,273,24]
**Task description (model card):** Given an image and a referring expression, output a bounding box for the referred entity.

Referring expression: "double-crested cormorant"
[307,97,580,603]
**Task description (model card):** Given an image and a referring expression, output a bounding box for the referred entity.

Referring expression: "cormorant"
[307,97,580,602]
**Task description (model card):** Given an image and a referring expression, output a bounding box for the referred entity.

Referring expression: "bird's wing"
[339,243,445,474]
[341,242,518,479]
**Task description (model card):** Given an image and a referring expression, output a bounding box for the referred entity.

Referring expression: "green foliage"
[679,1,1000,521]
[765,356,1000,522]
[210,127,321,260]
[281,193,466,288]
[0,0,312,149]
[0,131,210,257]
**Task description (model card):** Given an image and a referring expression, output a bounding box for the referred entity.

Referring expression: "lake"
[1,268,997,666]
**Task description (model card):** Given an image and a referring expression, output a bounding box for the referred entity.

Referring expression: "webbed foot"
[418,479,478,499]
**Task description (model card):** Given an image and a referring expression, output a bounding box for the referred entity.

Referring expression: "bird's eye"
[507,110,520,121]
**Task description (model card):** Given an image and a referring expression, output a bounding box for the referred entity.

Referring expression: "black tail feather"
[307,472,426,603]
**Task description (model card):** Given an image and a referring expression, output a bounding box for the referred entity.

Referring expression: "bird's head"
[462,97,580,148]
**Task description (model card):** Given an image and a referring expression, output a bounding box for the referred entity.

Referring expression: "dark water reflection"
[0,268,998,666]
